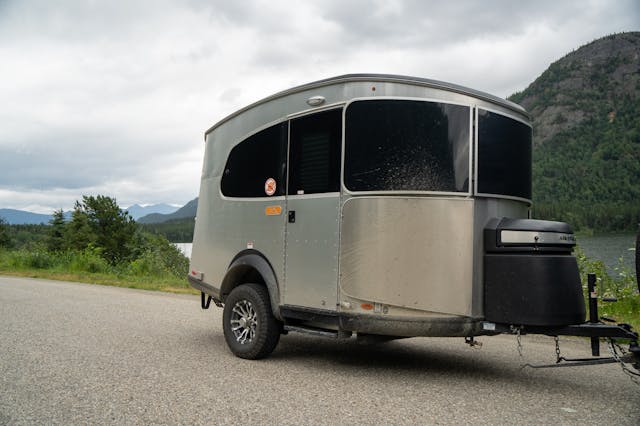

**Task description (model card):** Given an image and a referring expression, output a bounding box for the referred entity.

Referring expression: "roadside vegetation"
[140,217,194,243]
[575,247,639,331]
[0,195,193,294]
[0,197,638,328]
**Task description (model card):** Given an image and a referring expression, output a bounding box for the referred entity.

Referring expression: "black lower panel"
[484,254,585,326]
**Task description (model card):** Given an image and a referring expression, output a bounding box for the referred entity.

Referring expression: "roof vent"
[306,96,325,106]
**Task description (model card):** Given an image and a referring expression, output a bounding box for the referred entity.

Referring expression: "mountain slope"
[509,32,640,231]
[0,209,52,225]
[138,198,198,224]
[125,204,179,220]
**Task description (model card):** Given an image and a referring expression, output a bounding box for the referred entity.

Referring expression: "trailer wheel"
[223,284,281,359]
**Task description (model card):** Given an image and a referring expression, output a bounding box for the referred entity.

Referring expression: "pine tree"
[65,201,95,251]
[0,217,11,248]
[47,209,66,252]
[77,195,137,264]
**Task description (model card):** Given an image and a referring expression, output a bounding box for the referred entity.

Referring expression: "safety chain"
[607,339,640,386]
[554,336,562,363]
[511,325,524,358]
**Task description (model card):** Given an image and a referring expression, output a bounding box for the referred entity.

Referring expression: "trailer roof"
[205,73,528,137]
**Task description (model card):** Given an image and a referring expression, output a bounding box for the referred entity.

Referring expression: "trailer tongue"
[480,218,639,381]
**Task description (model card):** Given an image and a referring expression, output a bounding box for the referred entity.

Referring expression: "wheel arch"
[220,250,282,320]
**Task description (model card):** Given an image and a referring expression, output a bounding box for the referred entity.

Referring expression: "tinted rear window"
[221,123,287,197]
[477,109,532,200]
[345,100,470,192]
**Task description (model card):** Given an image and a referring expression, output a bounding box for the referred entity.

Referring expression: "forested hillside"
[509,32,640,232]
[138,198,198,224]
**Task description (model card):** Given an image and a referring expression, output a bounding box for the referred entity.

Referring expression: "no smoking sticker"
[264,178,276,196]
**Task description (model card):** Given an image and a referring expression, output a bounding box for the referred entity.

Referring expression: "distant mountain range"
[0,209,62,225]
[137,198,198,224]
[125,203,178,220]
[1,202,188,225]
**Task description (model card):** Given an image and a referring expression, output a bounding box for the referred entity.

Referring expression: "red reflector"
[361,303,374,310]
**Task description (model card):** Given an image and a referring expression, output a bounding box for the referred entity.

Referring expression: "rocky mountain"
[138,198,198,224]
[509,32,640,231]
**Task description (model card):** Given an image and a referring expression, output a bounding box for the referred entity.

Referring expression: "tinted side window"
[477,110,532,200]
[221,122,287,197]
[345,100,470,192]
[288,109,342,195]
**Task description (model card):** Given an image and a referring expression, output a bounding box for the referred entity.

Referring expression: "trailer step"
[283,324,340,338]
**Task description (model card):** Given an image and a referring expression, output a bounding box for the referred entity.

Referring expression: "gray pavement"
[0,276,638,425]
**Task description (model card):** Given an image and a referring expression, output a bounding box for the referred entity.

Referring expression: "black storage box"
[483,218,586,326]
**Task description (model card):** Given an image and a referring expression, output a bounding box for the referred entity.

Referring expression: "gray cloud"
[0,0,638,212]
[320,1,636,45]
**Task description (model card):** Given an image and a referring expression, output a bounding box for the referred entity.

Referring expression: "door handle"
[288,211,296,223]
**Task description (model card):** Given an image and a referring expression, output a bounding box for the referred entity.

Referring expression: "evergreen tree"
[0,217,11,248]
[47,209,66,252]
[77,195,137,264]
[65,201,95,251]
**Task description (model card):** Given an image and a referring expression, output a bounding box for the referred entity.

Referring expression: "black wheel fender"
[220,251,282,320]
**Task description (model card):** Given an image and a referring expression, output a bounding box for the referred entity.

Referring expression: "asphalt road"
[1,276,638,425]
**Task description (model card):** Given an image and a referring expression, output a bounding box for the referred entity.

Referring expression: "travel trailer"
[188,74,638,375]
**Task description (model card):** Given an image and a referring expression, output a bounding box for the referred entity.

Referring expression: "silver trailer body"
[187,75,640,372]
[190,74,534,339]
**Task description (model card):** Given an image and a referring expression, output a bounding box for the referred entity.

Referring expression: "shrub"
[127,232,188,278]
[575,246,637,300]
[2,247,57,269]
[68,248,110,274]
[575,246,639,327]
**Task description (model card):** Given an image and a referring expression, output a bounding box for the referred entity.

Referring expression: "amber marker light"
[265,205,282,216]
[361,303,374,310]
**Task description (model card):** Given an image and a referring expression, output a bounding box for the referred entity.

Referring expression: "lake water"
[174,243,192,258]
[577,233,636,272]
[174,233,638,272]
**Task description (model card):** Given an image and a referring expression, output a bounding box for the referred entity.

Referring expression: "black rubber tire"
[222,284,281,359]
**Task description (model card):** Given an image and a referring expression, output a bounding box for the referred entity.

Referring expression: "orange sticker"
[265,205,282,216]
[264,178,276,196]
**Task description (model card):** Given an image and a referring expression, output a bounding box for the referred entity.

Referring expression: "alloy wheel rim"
[230,300,257,344]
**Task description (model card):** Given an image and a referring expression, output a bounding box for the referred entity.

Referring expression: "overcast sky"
[1,0,638,213]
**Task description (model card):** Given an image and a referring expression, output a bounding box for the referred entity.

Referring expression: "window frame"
[473,106,533,205]
[219,118,289,201]
[286,105,345,199]
[342,96,474,197]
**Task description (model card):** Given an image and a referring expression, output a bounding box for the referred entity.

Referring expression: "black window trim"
[473,106,533,205]
[342,96,474,197]
[286,105,345,198]
[220,106,347,201]
[218,117,289,201]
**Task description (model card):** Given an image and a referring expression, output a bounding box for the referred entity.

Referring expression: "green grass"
[1,247,637,330]
[599,297,640,330]
[575,247,639,331]
[0,269,196,294]
[0,247,196,294]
